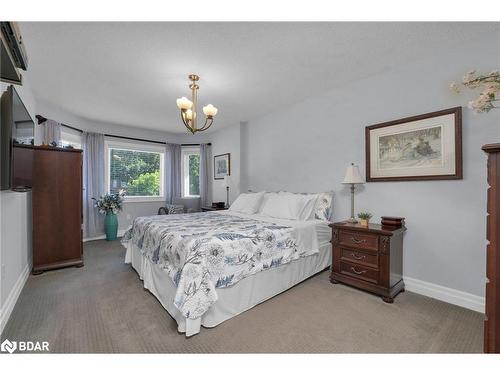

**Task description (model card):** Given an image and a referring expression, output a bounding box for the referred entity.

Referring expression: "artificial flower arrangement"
[93,190,126,215]
[450,70,499,113]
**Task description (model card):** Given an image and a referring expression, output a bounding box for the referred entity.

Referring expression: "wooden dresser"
[483,143,500,353]
[330,221,406,303]
[32,146,83,274]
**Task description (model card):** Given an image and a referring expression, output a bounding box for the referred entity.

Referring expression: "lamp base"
[347,217,358,224]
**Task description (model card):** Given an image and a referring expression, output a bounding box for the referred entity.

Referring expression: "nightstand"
[329,221,406,303]
[201,206,228,212]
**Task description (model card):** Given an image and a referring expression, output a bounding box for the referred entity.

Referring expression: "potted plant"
[93,190,126,241]
[357,212,372,227]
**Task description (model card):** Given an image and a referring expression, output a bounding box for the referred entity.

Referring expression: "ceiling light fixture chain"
[176,74,218,134]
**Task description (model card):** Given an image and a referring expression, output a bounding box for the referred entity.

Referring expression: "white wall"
[0,77,36,333]
[206,123,241,204]
[236,33,500,299]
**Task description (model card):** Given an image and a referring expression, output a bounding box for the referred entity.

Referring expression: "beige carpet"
[1,240,484,353]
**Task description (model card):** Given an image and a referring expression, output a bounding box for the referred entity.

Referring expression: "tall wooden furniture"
[330,221,406,303]
[32,146,83,274]
[483,143,500,353]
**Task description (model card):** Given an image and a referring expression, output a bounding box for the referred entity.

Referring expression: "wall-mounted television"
[1,85,34,191]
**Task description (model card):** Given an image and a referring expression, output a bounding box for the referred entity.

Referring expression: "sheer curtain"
[82,132,105,238]
[42,119,61,145]
[165,143,182,204]
[199,143,211,207]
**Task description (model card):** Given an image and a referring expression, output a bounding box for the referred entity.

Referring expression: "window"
[60,128,82,149]
[105,141,165,201]
[182,147,200,197]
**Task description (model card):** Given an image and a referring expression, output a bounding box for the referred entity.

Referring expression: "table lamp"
[223,175,232,208]
[342,163,365,223]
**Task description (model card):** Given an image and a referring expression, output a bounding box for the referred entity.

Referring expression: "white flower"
[449,82,461,93]
[462,70,476,84]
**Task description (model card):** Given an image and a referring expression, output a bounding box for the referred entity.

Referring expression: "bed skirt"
[124,241,331,337]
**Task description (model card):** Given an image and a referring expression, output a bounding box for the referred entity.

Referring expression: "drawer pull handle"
[350,267,367,275]
[351,253,366,260]
[350,237,366,244]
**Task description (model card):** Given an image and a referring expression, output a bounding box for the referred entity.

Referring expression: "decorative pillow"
[166,204,185,214]
[313,192,333,221]
[229,192,265,214]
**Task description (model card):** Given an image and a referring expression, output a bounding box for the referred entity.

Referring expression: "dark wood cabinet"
[32,146,83,274]
[330,221,406,303]
[483,143,500,353]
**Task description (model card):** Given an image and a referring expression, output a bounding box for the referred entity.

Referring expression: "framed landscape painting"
[214,153,230,180]
[366,107,462,182]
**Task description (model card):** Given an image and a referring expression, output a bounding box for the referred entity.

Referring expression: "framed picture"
[214,153,230,180]
[366,107,462,182]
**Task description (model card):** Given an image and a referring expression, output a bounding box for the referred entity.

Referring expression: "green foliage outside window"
[189,154,200,196]
[110,149,161,196]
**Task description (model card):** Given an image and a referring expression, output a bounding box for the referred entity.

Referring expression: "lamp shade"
[223,175,232,187]
[342,163,364,184]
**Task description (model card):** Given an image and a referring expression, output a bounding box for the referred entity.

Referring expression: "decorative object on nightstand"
[342,163,364,223]
[329,219,406,303]
[357,212,372,227]
[223,175,232,208]
[381,216,405,228]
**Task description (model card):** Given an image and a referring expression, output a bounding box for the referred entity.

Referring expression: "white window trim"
[104,140,165,203]
[181,146,201,198]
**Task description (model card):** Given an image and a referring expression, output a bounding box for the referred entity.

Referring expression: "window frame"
[104,140,165,203]
[181,146,201,198]
[60,128,82,149]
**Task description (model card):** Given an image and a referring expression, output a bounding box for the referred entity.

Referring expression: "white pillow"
[259,191,315,220]
[299,193,319,220]
[228,192,264,214]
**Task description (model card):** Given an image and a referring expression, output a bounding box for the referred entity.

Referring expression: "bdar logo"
[1,339,17,353]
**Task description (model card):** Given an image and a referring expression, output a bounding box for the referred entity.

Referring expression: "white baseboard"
[83,229,127,242]
[404,276,485,313]
[0,264,30,335]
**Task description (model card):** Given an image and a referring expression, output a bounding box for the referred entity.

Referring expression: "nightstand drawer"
[339,230,379,252]
[339,261,379,284]
[340,248,378,269]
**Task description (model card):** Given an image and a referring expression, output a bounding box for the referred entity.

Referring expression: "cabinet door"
[58,151,82,260]
[33,150,63,266]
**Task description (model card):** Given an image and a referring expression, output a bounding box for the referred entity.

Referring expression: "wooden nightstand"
[329,221,406,303]
[201,206,228,212]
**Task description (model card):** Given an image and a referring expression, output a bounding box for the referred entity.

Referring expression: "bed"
[122,192,332,337]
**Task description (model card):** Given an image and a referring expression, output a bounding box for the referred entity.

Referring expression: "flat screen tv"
[1,85,34,191]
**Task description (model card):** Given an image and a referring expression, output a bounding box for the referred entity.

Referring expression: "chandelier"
[176,74,218,134]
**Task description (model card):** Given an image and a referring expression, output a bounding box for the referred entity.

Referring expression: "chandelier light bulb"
[185,109,196,120]
[176,97,193,110]
[203,104,218,117]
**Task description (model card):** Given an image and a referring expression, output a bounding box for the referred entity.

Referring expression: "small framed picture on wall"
[366,107,462,182]
[214,153,230,180]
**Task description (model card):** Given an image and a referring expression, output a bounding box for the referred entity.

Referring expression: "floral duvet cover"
[122,211,318,319]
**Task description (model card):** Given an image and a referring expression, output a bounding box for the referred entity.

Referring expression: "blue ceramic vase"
[104,212,118,241]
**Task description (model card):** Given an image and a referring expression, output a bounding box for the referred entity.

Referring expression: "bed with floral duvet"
[121,210,329,336]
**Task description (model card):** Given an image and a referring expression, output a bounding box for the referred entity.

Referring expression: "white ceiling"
[20,22,499,134]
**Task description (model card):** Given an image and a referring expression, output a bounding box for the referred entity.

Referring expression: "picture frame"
[214,153,231,180]
[366,107,462,182]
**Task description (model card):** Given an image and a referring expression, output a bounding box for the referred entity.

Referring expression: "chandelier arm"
[198,117,214,132]
[180,111,195,134]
